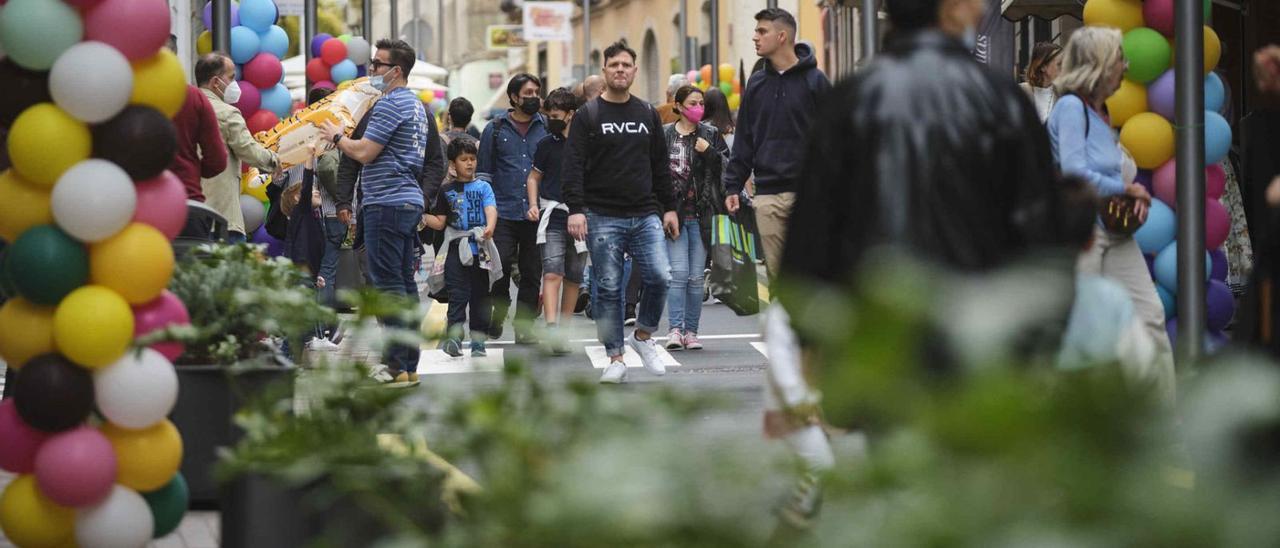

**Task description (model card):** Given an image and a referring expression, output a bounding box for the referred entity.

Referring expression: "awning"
[1001,0,1083,21]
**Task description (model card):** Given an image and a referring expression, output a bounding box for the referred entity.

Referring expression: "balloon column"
[196,0,291,134]
[688,63,743,112]
[1088,0,1233,348]
[0,0,192,545]
[305,33,371,91]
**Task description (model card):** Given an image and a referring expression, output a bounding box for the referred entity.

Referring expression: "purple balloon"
[1206,279,1235,332]
[1135,169,1153,193]
[202,1,240,31]
[357,64,367,78]
[1210,248,1227,282]
[252,225,284,257]
[1148,70,1177,121]
[1165,317,1177,346]
[1207,330,1229,353]
[1145,253,1156,278]
[310,33,333,58]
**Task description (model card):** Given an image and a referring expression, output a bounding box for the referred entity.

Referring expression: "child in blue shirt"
[425,138,498,357]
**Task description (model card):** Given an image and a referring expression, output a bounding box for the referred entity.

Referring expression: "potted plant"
[151,243,337,505]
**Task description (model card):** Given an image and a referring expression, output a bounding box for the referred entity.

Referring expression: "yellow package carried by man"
[254,77,383,169]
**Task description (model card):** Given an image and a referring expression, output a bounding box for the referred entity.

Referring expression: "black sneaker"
[623,305,637,326]
[575,293,590,314]
[487,323,505,341]
[443,339,463,357]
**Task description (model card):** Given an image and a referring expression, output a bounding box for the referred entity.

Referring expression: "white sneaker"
[367,364,395,383]
[307,337,341,352]
[599,361,628,384]
[627,333,665,376]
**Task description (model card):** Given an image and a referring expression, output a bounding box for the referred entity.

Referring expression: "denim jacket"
[477,112,549,221]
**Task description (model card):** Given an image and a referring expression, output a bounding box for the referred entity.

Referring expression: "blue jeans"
[666,220,706,333]
[363,203,423,374]
[586,213,671,358]
[317,217,346,308]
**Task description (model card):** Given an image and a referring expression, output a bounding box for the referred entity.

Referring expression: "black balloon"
[0,59,51,129]
[92,105,178,181]
[13,354,95,433]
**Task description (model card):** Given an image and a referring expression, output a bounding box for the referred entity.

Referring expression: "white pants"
[1077,227,1177,401]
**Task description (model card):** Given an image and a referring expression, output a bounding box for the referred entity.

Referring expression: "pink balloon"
[1143,0,1175,37]
[1206,163,1226,200]
[313,80,336,90]
[34,427,117,507]
[83,0,172,61]
[1206,200,1230,250]
[235,80,261,118]
[0,399,49,474]
[133,290,191,361]
[133,170,188,240]
[243,53,283,90]
[65,0,108,8]
[1153,160,1177,207]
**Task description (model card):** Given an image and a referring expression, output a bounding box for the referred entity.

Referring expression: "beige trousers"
[753,192,795,280]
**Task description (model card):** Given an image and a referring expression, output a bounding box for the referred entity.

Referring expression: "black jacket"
[723,42,831,196]
[663,121,729,220]
[782,30,1066,287]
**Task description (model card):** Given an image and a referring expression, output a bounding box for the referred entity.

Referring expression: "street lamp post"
[212,0,231,52]
[362,0,372,39]
[304,0,316,68]
[860,0,877,64]
[1175,0,1206,363]
[583,0,592,73]
[710,0,719,86]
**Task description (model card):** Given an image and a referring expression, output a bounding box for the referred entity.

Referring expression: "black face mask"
[546,118,568,134]
[518,96,542,115]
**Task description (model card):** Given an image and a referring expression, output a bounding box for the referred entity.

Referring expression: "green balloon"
[0,0,84,71]
[719,81,733,95]
[4,225,88,306]
[1205,0,1212,20]
[1123,27,1171,84]
[143,473,189,538]
[338,34,352,44]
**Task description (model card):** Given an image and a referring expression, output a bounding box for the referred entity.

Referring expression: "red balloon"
[1206,199,1229,250]
[1206,163,1226,200]
[312,80,336,90]
[0,399,49,474]
[243,53,283,90]
[320,38,347,66]
[247,109,279,134]
[1143,0,1175,37]
[234,80,261,118]
[132,290,190,361]
[305,57,331,84]
[133,171,188,240]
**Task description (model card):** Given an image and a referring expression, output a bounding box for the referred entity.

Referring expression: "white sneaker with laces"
[628,333,665,376]
[599,361,628,384]
[367,364,395,383]
[307,337,341,352]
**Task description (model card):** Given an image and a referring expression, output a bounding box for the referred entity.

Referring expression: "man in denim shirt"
[477,73,549,343]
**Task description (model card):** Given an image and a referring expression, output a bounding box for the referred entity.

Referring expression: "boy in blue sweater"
[425,139,498,357]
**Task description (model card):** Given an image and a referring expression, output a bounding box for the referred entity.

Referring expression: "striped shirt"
[359,87,426,208]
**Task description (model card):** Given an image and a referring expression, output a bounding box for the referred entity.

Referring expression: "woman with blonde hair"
[1021,41,1063,122]
[1048,26,1174,400]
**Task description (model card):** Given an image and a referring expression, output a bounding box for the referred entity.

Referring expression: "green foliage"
[161,244,336,365]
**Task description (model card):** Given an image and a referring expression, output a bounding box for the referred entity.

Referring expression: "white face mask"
[221,78,242,104]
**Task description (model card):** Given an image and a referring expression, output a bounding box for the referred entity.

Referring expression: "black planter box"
[220,474,396,548]
[169,366,295,507]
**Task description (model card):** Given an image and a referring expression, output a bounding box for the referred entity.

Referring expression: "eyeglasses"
[370,60,394,71]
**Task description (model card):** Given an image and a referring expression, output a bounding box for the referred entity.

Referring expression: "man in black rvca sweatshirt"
[562,40,679,385]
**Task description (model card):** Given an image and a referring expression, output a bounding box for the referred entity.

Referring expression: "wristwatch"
[331,133,342,145]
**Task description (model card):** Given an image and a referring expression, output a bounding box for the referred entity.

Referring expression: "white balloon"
[52,159,137,242]
[346,36,371,65]
[50,41,134,123]
[94,348,179,430]
[75,485,154,548]
[239,194,265,234]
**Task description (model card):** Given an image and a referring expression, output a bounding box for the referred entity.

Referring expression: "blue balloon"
[238,0,276,33]
[357,64,367,78]
[1205,110,1231,165]
[1156,284,1175,320]
[258,25,289,59]
[329,59,357,83]
[1134,199,1176,254]
[260,83,293,118]
[229,26,260,64]
[1205,72,1226,114]
[1153,242,1213,293]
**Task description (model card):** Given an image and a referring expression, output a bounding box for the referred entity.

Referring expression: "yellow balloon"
[1106,79,1149,128]
[90,223,175,305]
[7,103,91,188]
[101,420,183,492]
[130,50,188,118]
[718,63,735,83]
[1120,112,1176,170]
[0,169,53,241]
[728,93,741,111]
[1082,0,1144,33]
[53,285,134,369]
[0,298,57,369]
[196,30,213,55]
[0,475,74,548]
[1204,25,1221,74]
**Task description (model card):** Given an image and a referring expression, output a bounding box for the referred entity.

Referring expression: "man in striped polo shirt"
[320,39,427,386]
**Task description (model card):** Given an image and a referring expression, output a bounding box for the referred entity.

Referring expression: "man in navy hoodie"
[723,8,831,279]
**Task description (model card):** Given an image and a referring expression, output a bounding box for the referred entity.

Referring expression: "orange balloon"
[732,79,741,94]
[700,64,712,84]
